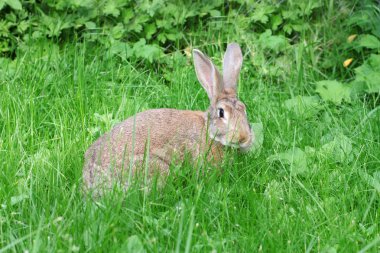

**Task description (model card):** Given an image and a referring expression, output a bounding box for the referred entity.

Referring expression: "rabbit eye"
[218,108,224,118]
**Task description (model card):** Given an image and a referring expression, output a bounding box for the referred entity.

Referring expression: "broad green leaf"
[251,4,275,24]
[122,235,146,253]
[132,38,146,50]
[209,10,221,17]
[349,80,367,97]
[322,246,337,253]
[85,21,96,29]
[5,12,16,23]
[352,54,380,93]
[127,14,149,33]
[284,95,321,118]
[73,0,94,8]
[268,147,307,175]
[283,23,293,34]
[17,20,29,33]
[137,44,161,63]
[250,122,264,155]
[357,34,380,49]
[132,39,162,63]
[139,0,164,17]
[111,23,124,39]
[295,0,322,15]
[320,132,353,163]
[156,19,172,29]
[258,30,289,53]
[129,22,143,33]
[0,0,5,10]
[157,33,166,43]
[144,23,156,40]
[0,57,17,81]
[271,15,282,30]
[315,80,351,105]
[282,9,299,21]
[122,8,134,23]
[6,0,22,10]
[360,171,380,193]
[135,14,150,25]
[109,41,132,61]
[104,0,120,17]
[289,20,308,32]
[166,33,176,41]
[11,194,29,206]
[32,30,42,39]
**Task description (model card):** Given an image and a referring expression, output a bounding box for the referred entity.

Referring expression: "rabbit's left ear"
[193,49,223,102]
[223,43,243,92]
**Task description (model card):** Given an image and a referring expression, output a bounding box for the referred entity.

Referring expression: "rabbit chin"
[239,141,253,153]
[215,137,240,149]
[214,135,254,152]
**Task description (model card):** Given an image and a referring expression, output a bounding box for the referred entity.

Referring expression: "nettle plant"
[3,0,221,59]
[1,0,328,61]
[1,0,379,101]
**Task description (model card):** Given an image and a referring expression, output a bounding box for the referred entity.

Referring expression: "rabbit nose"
[239,132,249,144]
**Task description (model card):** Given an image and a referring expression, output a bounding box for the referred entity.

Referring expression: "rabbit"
[83,43,254,195]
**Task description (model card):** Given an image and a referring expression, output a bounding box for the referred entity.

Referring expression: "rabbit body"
[83,43,253,195]
[83,109,222,192]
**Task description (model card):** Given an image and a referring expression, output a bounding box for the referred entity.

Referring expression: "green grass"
[1,18,380,253]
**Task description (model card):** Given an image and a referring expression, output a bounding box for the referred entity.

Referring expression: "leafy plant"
[351,54,380,94]
[268,147,308,176]
[0,0,345,66]
[315,80,351,105]
[284,95,322,118]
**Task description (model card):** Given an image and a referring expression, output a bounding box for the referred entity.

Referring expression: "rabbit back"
[83,109,222,194]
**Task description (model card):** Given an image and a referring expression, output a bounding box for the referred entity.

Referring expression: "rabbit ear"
[193,49,222,101]
[223,43,243,92]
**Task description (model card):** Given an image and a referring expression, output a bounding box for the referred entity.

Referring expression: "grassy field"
[1,3,380,253]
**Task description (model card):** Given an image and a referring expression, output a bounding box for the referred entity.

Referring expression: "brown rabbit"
[83,43,254,195]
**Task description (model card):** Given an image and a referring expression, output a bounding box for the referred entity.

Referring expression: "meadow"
[1,0,380,252]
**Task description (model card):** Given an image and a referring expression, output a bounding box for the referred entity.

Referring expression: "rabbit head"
[193,43,253,152]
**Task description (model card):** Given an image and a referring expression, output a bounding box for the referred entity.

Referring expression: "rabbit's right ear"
[193,49,222,101]
[223,43,243,92]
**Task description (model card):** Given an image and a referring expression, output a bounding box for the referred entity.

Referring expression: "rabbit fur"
[83,43,254,195]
